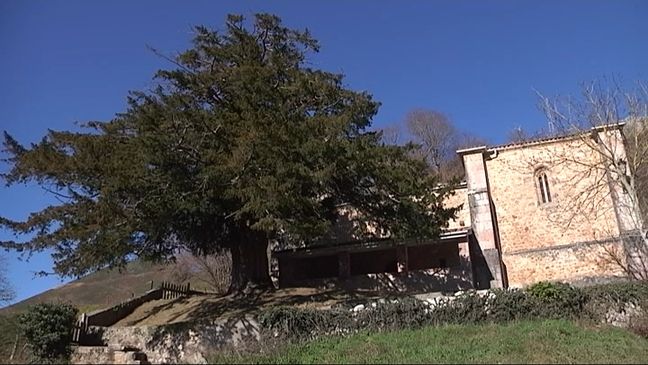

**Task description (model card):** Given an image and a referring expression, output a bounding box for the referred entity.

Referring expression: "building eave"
[485,122,626,153]
[274,228,471,259]
[455,123,627,155]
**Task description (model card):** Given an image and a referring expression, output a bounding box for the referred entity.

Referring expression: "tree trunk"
[228,230,272,294]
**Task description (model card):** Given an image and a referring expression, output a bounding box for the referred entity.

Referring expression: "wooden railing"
[160,281,191,300]
[72,313,87,343]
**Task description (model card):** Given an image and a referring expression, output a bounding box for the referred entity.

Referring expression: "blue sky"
[1,0,646,305]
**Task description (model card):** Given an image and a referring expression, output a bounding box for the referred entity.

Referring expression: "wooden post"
[397,246,408,274]
[458,239,473,288]
[277,257,294,288]
[10,334,18,360]
[75,313,88,344]
[338,252,351,279]
[72,322,78,343]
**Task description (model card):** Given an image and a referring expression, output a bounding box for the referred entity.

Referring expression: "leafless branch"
[529,79,648,279]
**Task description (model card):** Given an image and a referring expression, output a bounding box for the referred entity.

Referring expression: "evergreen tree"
[1,14,458,292]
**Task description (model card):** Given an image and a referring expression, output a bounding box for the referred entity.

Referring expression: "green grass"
[210,320,648,364]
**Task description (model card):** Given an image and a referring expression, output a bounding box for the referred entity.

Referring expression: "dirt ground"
[113,287,387,327]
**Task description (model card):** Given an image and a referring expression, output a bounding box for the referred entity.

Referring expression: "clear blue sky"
[1,0,646,305]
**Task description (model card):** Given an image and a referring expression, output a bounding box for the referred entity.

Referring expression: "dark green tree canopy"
[1,14,458,290]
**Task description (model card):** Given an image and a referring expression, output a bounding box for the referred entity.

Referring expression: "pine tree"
[1,14,458,293]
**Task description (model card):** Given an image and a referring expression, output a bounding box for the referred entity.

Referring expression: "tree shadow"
[333,255,475,295]
[116,298,189,327]
[469,234,496,290]
[107,286,380,329]
[108,236,505,329]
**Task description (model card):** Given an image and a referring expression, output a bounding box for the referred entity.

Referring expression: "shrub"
[261,297,440,342]
[431,286,586,324]
[526,281,588,319]
[260,306,348,340]
[357,297,431,330]
[19,302,79,363]
[581,281,648,321]
[260,281,648,346]
[429,292,488,324]
[628,300,648,338]
[527,281,568,299]
[583,281,648,305]
[487,288,535,322]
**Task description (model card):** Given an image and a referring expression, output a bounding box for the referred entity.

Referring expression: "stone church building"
[273,123,641,292]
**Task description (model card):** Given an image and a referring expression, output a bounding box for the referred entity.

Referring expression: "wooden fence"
[161,281,192,300]
[72,313,87,343]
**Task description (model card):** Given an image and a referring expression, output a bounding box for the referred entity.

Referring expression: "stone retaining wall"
[72,286,644,364]
[74,315,260,364]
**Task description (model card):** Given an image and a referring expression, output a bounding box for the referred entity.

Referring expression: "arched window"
[535,168,552,204]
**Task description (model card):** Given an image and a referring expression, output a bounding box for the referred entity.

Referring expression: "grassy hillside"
[0,314,22,363]
[211,320,648,364]
[0,260,203,315]
[0,259,215,363]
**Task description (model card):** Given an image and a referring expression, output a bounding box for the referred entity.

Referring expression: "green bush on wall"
[19,302,79,363]
[526,281,589,319]
[260,281,648,343]
[487,288,534,321]
[583,281,648,304]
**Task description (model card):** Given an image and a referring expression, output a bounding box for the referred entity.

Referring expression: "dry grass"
[113,287,385,327]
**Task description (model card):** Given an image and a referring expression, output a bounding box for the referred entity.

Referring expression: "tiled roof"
[486,133,582,151]
[469,123,626,153]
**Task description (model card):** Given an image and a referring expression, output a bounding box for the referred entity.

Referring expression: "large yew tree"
[1,14,457,292]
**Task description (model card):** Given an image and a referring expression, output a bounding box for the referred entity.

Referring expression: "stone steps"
[71,345,149,364]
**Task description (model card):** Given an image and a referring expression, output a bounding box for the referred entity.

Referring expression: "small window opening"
[536,170,552,204]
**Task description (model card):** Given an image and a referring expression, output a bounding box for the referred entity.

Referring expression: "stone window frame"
[534,166,554,206]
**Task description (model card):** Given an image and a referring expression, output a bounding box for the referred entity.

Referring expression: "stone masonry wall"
[317,185,471,247]
[72,315,261,364]
[503,239,624,287]
[484,136,626,286]
[444,185,471,231]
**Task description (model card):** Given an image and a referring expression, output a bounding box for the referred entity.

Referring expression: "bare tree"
[406,110,457,176]
[624,118,648,225]
[171,250,232,294]
[0,255,15,304]
[404,109,487,182]
[506,126,528,143]
[378,124,402,146]
[456,131,488,150]
[535,79,648,279]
